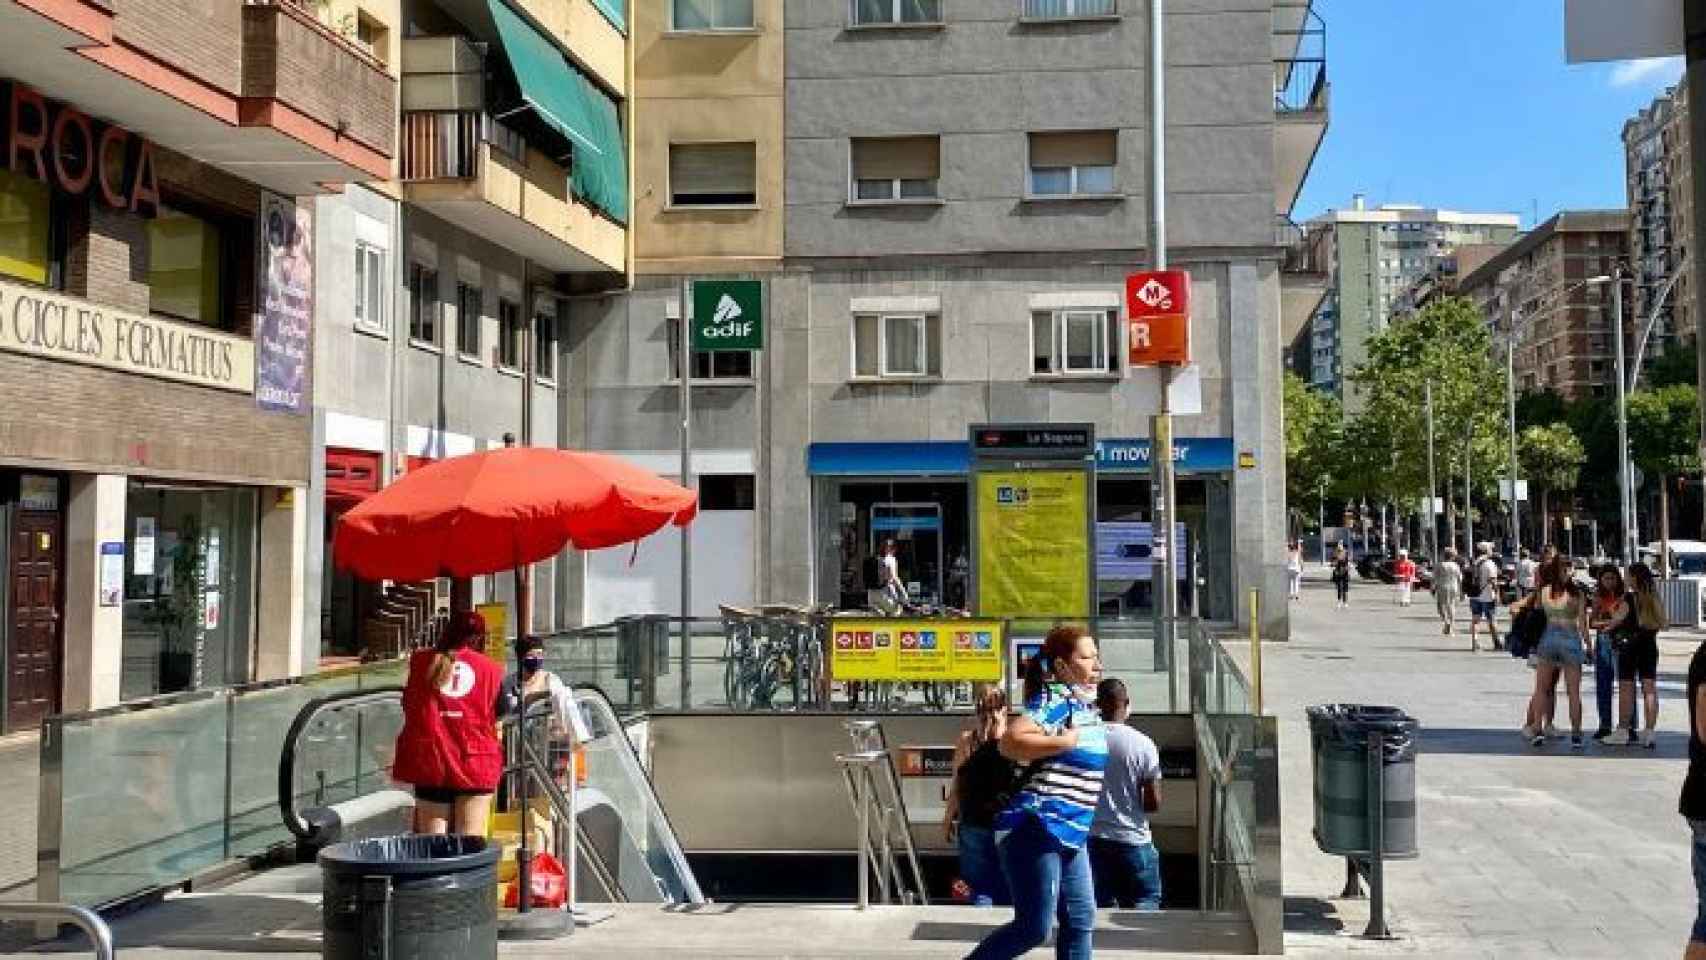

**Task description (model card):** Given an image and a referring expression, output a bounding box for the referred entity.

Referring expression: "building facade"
[1623,83,1695,352]
[1304,198,1519,402]
[1459,211,1632,401]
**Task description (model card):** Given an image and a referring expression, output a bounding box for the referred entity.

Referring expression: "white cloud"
[1609,56,1685,88]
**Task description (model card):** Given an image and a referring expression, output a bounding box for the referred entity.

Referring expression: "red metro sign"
[1124,269,1191,366]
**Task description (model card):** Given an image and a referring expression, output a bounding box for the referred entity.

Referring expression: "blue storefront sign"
[1094,437,1235,474]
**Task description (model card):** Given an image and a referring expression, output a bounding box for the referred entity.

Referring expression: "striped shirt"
[995,683,1109,850]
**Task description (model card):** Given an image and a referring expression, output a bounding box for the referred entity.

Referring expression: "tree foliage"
[1645,345,1699,390]
[1283,371,1342,524]
[1518,423,1586,494]
[1627,384,1700,478]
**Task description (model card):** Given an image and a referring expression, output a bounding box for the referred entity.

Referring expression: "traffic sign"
[1124,270,1191,366]
[691,279,763,351]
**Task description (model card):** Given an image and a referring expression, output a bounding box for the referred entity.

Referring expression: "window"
[0,168,52,286]
[668,318,754,380]
[409,264,440,345]
[851,137,940,202]
[534,311,558,382]
[700,474,755,510]
[148,206,223,327]
[853,313,942,378]
[669,143,758,207]
[1028,131,1117,197]
[852,0,942,26]
[456,282,482,358]
[1023,0,1115,17]
[671,0,754,31]
[355,13,387,61]
[1032,309,1117,375]
[354,242,386,332]
[497,298,523,370]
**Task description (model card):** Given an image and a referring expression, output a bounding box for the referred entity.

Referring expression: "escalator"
[277,683,703,908]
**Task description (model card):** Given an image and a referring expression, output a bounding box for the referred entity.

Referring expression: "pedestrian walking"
[1468,542,1503,652]
[1515,548,1538,594]
[944,685,1016,907]
[1433,547,1463,636]
[1617,563,1664,748]
[1286,541,1304,601]
[1679,631,1706,960]
[1088,678,1163,911]
[1514,556,1589,749]
[967,625,1108,960]
[1393,550,1416,607]
[1331,543,1352,609]
[393,610,506,835]
[1587,567,1627,742]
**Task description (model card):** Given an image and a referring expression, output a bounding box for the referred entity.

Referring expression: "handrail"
[277,687,405,844]
[837,720,928,907]
[0,902,114,959]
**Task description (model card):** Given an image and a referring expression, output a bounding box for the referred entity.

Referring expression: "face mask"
[522,656,544,675]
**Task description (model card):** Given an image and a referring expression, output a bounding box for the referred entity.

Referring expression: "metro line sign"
[1125,270,1191,366]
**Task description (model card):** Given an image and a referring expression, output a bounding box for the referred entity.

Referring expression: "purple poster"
[255,192,313,413]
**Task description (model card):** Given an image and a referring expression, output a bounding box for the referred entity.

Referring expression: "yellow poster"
[830,618,1004,682]
[477,602,510,667]
[975,470,1090,617]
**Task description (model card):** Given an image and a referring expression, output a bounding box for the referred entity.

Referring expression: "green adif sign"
[691,279,764,351]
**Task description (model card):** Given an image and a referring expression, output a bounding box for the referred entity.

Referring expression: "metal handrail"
[277,687,406,843]
[0,902,114,959]
[837,721,928,908]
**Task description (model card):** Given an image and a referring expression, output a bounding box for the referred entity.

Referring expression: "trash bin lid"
[319,834,501,876]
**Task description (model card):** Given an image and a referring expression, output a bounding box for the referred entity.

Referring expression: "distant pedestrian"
[1331,543,1352,609]
[1618,563,1663,749]
[1286,541,1304,600]
[1680,632,1706,960]
[1587,567,1628,742]
[1515,548,1538,594]
[1514,556,1589,749]
[1468,542,1503,652]
[945,685,1015,907]
[1433,547,1463,636]
[1393,550,1416,607]
[1089,678,1164,911]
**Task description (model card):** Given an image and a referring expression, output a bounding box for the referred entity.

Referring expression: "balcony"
[429,0,627,95]
[1273,2,1328,216]
[241,1,397,161]
[1278,216,1330,345]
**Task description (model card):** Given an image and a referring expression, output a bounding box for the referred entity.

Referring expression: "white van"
[1640,540,1706,578]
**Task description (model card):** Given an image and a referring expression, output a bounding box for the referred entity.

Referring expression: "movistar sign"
[691,279,764,351]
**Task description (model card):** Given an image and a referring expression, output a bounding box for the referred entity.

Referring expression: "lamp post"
[1586,271,1633,566]
[1505,315,1521,552]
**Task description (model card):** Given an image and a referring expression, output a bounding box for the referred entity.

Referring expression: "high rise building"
[1304,198,1520,403]
[1623,84,1695,351]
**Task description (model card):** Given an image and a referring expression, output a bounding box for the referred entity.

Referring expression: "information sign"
[975,470,1090,616]
[829,617,1004,682]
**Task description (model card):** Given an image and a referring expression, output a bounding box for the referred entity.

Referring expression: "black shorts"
[413,785,490,805]
[1617,633,1660,682]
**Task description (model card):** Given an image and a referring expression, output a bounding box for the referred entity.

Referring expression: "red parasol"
[332,447,697,581]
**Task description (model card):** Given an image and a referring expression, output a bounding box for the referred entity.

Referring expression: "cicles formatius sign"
[691,279,763,351]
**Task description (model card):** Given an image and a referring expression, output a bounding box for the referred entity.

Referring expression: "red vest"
[392,648,506,793]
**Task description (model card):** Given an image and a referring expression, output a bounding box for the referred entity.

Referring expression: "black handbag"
[1509,603,1545,658]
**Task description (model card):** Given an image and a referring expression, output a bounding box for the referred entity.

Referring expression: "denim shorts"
[1469,599,1496,619]
[1692,820,1706,944]
[1536,624,1585,667]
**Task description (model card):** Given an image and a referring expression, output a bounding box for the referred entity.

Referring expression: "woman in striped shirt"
[968,624,1108,960]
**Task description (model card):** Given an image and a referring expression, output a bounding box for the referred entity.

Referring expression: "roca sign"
[2,80,160,217]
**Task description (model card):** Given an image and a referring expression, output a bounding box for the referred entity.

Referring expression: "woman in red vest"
[393,610,507,835]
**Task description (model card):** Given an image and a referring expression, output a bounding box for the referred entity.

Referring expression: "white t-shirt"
[1477,557,1500,603]
[1516,558,1537,591]
[880,554,901,586]
[1090,723,1162,846]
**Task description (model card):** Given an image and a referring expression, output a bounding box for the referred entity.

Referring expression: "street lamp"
[1585,272,1633,567]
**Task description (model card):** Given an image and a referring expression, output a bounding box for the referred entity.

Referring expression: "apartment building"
[573,0,1329,638]
[1623,84,1695,351]
[1459,211,1632,401]
[1305,198,1519,402]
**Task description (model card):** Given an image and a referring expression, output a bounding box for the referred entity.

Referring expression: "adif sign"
[1125,269,1191,366]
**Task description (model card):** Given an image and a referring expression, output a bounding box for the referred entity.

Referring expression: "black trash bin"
[1306,704,1419,859]
[320,834,500,960]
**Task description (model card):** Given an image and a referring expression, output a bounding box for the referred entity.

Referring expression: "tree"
[1517,423,1585,549]
[1645,345,1698,390]
[1283,372,1342,534]
[1627,384,1701,564]
[1515,389,1568,431]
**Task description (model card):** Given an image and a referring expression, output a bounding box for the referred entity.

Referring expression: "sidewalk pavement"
[0,733,37,901]
[1271,571,1697,958]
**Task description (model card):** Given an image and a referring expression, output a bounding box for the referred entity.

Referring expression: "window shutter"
[852,137,940,181]
[671,143,757,197]
[1029,130,1117,167]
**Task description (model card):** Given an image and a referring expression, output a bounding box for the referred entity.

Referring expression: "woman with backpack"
[1617,562,1664,748]
[1511,556,1590,749]
[944,685,1015,906]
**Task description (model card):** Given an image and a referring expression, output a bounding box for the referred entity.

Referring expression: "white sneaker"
[1520,724,1538,741]
[1543,722,1560,740]
[1642,730,1658,749]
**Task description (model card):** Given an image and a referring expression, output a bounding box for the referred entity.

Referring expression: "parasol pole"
[679,277,694,710]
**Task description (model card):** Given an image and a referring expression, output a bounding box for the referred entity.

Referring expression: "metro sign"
[1125,269,1191,366]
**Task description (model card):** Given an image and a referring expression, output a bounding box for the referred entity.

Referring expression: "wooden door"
[7,511,62,732]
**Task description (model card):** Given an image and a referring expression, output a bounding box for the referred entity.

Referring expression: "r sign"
[1125,270,1191,366]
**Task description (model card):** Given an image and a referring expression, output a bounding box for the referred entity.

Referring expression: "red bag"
[503,851,568,910]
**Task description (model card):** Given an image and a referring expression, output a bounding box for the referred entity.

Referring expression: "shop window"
[0,168,51,286]
[851,137,940,203]
[1028,131,1117,198]
[354,241,386,332]
[498,298,523,370]
[672,0,754,31]
[668,318,753,380]
[852,0,942,27]
[147,206,224,327]
[535,311,558,382]
[1032,308,1118,375]
[669,143,757,207]
[409,263,439,345]
[700,474,755,510]
[853,312,942,379]
[456,282,482,359]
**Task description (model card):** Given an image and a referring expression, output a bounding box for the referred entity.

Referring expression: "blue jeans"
[958,824,1011,907]
[1087,838,1162,910]
[966,816,1096,960]
[1593,633,1616,734]
[1692,820,1706,944]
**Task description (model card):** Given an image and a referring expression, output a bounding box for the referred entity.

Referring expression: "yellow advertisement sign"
[477,602,510,667]
[830,618,1004,682]
[975,470,1090,617]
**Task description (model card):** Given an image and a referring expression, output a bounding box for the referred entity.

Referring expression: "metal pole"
[1363,730,1390,939]
[1149,0,1180,660]
[1464,435,1474,559]
[679,278,694,707]
[1425,381,1438,561]
[855,766,870,910]
[1613,270,1634,567]
[1506,332,1521,552]
[1318,479,1326,565]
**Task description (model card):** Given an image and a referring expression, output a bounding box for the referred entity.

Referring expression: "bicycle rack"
[836,720,929,908]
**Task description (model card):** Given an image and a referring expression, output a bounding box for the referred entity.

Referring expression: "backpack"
[1464,558,1484,597]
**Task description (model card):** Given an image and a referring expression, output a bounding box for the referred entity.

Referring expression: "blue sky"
[1292,0,1684,226]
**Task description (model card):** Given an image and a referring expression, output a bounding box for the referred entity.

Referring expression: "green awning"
[487,0,628,226]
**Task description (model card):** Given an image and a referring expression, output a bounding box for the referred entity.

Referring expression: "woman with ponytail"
[968,624,1108,960]
[393,610,507,835]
